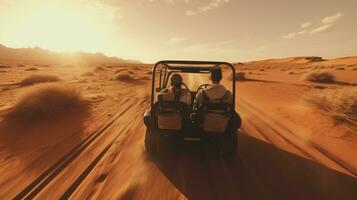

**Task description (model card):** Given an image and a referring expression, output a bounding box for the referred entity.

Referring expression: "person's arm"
[184,90,192,105]
[224,91,233,104]
[193,90,203,109]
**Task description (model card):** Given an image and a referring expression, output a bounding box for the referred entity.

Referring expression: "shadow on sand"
[153,132,357,200]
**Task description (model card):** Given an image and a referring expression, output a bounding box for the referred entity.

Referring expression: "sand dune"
[0,58,356,199]
[19,74,61,86]
[257,56,326,64]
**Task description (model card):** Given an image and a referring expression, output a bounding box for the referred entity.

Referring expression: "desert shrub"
[335,67,345,70]
[0,70,8,73]
[352,67,357,71]
[5,83,89,120]
[115,72,134,81]
[287,71,295,75]
[25,67,38,71]
[259,69,265,71]
[235,72,246,80]
[20,74,61,86]
[0,64,10,68]
[95,66,105,71]
[81,72,95,77]
[302,71,335,83]
[304,87,357,130]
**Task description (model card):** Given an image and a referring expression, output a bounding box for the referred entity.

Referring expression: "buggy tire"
[145,128,157,154]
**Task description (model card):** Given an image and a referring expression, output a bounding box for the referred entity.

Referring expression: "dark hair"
[210,67,222,82]
[170,73,183,86]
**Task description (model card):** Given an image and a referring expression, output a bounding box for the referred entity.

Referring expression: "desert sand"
[0,56,356,199]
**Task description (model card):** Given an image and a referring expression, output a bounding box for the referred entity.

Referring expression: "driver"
[193,67,232,107]
[158,73,191,105]
[193,66,241,130]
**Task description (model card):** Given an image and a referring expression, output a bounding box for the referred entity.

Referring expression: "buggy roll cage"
[151,60,236,109]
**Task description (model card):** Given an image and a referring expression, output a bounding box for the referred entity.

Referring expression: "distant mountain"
[0,43,141,65]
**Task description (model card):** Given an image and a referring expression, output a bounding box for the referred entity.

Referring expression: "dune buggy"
[143,60,240,157]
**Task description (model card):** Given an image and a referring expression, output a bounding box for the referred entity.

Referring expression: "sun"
[0,0,120,54]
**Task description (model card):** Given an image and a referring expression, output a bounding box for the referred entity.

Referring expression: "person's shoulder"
[158,88,169,95]
[206,84,227,92]
[181,88,191,96]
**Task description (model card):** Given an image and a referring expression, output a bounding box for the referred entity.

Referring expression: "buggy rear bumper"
[158,129,226,142]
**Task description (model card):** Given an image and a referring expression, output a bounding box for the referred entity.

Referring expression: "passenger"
[158,73,191,105]
[193,67,241,130]
[157,74,191,130]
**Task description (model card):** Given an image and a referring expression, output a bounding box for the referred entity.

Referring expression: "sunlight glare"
[0,0,120,53]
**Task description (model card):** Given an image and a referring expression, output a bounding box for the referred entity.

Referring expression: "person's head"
[170,73,183,90]
[210,67,222,84]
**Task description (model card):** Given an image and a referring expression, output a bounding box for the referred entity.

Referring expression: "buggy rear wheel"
[145,128,157,154]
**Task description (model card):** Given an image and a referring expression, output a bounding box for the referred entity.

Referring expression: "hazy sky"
[1,0,357,63]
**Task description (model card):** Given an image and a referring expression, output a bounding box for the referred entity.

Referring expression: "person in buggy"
[193,66,241,134]
[154,74,192,131]
[158,73,191,106]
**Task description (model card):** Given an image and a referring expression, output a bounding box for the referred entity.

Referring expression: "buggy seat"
[201,91,233,133]
[156,91,189,131]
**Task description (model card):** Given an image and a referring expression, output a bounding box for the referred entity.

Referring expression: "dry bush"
[5,83,89,121]
[287,71,295,75]
[302,71,335,83]
[95,66,105,71]
[17,64,25,67]
[335,67,345,70]
[0,64,10,68]
[25,67,38,71]
[20,74,61,86]
[234,72,246,80]
[81,72,95,77]
[352,67,357,71]
[115,72,135,81]
[259,69,265,71]
[304,87,357,130]
[0,69,8,73]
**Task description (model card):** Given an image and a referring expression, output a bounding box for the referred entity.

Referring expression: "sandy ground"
[0,58,356,199]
